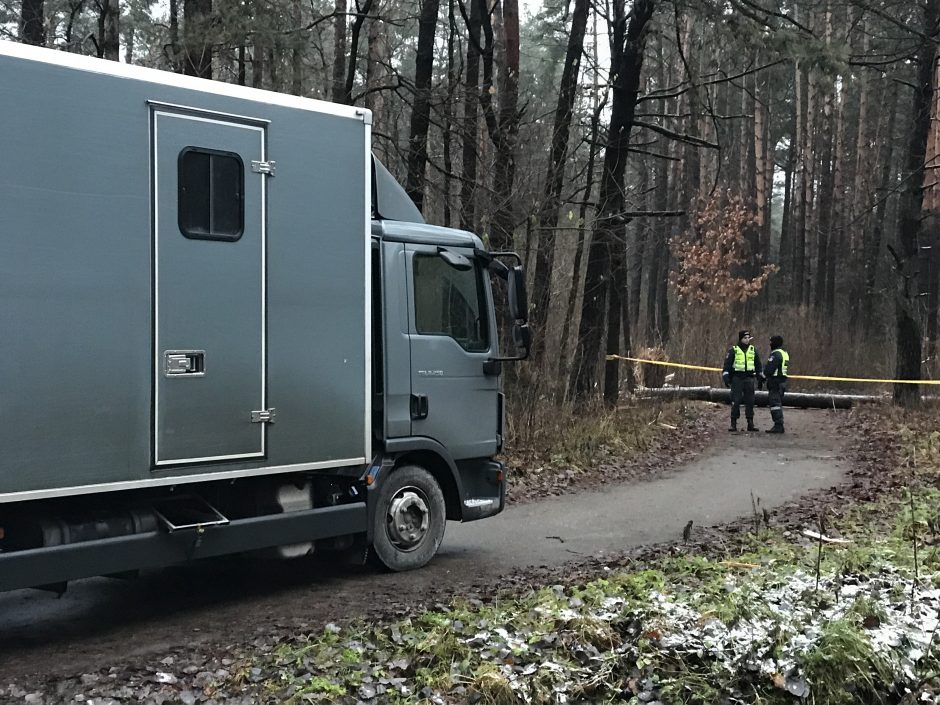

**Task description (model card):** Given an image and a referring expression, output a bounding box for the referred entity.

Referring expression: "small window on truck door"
[413,255,489,352]
[178,147,244,241]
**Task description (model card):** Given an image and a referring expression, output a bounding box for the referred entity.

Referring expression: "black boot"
[747,421,758,432]
[729,421,737,432]
[766,425,784,434]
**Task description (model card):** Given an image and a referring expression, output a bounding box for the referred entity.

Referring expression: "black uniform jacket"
[764,349,788,382]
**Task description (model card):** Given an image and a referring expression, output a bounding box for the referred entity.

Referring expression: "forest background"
[4,0,940,435]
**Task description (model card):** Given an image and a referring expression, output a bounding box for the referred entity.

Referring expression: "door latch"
[250,408,276,424]
[164,350,205,377]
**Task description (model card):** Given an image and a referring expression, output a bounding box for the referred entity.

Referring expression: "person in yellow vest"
[763,334,789,434]
[721,330,764,432]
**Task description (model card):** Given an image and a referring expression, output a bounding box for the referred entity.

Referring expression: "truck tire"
[371,465,446,571]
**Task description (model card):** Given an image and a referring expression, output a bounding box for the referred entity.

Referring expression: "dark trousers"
[730,375,756,422]
[768,380,788,428]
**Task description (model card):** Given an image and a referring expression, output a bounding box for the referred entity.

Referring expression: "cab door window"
[413,255,489,352]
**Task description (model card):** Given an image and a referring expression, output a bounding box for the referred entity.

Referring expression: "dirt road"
[0,408,848,685]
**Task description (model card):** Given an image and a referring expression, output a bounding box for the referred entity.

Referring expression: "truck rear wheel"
[371,465,446,571]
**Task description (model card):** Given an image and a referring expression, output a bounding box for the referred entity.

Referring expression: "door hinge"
[250,408,276,424]
[250,160,276,176]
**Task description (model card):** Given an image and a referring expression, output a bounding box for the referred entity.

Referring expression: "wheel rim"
[385,485,431,552]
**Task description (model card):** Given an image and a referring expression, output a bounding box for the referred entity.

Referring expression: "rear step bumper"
[0,502,367,592]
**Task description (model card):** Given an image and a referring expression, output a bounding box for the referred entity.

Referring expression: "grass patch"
[238,484,940,705]
[505,400,707,491]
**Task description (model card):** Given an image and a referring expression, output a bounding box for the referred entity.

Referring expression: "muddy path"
[0,407,849,687]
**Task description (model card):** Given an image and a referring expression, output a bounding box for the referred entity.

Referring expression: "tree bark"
[459,0,483,232]
[343,0,374,103]
[570,0,655,402]
[529,0,589,359]
[96,0,120,60]
[442,0,459,227]
[479,0,520,252]
[557,64,605,395]
[19,0,44,45]
[405,0,443,211]
[365,3,389,155]
[893,0,939,406]
[331,0,348,103]
[291,0,304,96]
[183,0,213,79]
[863,81,899,333]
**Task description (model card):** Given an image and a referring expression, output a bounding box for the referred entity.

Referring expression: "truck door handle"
[410,394,429,420]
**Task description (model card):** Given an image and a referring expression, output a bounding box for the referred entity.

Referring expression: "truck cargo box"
[0,42,371,502]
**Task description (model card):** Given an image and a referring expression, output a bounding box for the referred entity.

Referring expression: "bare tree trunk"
[645,34,671,343]
[863,81,899,332]
[267,43,280,91]
[529,0,589,359]
[479,0,520,252]
[826,77,848,321]
[331,0,348,103]
[168,0,181,71]
[96,0,120,60]
[124,23,135,64]
[570,0,655,403]
[459,0,482,232]
[754,73,769,254]
[792,59,811,305]
[290,0,304,95]
[604,238,628,406]
[183,0,213,78]
[646,147,669,342]
[778,93,795,279]
[629,169,649,330]
[557,12,604,394]
[252,42,265,88]
[19,0,44,45]
[343,0,374,103]
[893,0,939,406]
[365,3,389,154]
[442,0,459,227]
[405,0,442,211]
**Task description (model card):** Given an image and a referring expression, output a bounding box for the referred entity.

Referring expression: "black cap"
[770,335,784,348]
[738,330,751,341]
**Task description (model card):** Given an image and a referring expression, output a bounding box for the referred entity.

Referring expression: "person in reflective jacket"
[721,330,763,432]
[763,335,789,434]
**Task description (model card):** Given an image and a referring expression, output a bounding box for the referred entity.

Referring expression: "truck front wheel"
[371,465,446,571]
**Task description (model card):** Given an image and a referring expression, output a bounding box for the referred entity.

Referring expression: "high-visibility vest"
[772,348,789,377]
[732,345,756,372]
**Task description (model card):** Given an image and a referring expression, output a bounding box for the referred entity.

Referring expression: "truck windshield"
[413,255,489,352]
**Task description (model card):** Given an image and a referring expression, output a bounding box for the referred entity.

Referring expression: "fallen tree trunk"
[638,386,884,409]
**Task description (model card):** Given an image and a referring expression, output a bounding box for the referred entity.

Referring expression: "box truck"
[0,41,530,592]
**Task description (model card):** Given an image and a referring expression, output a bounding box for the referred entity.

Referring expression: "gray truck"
[0,41,530,592]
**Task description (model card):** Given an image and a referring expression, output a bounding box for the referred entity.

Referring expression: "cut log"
[637,386,883,409]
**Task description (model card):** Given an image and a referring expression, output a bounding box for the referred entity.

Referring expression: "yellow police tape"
[605,355,940,385]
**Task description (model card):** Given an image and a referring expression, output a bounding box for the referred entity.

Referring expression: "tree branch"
[631,121,718,149]
[636,59,785,105]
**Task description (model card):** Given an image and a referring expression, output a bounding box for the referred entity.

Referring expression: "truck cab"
[364,161,530,570]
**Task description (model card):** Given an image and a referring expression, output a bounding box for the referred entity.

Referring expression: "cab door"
[406,246,499,460]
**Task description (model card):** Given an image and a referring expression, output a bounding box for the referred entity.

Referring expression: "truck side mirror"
[507,266,528,323]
